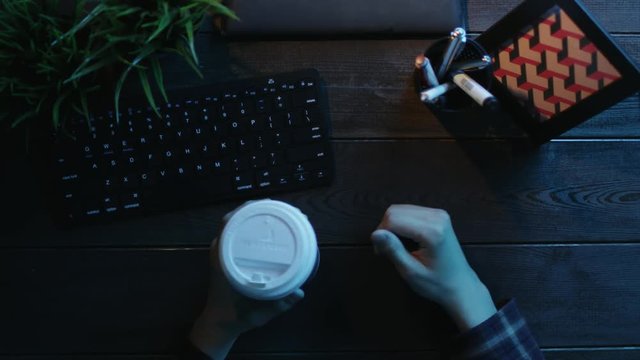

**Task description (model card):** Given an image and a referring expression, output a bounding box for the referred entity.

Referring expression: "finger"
[377,205,449,247]
[274,289,305,313]
[284,289,305,306]
[371,229,429,278]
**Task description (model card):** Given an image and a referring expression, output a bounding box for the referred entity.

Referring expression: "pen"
[437,27,466,81]
[415,55,440,88]
[420,82,456,103]
[450,55,492,72]
[451,71,498,109]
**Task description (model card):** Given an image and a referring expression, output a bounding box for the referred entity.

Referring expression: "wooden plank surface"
[1,245,639,355]
[199,0,640,34]
[3,349,640,360]
[3,140,640,247]
[156,35,640,139]
[467,0,640,33]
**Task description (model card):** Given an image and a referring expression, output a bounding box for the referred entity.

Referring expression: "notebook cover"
[223,0,465,36]
[476,0,640,143]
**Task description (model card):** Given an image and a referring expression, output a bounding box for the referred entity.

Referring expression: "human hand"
[190,205,304,359]
[371,205,496,331]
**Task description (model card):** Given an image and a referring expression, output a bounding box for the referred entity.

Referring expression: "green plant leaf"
[146,2,172,44]
[150,57,168,103]
[114,44,157,122]
[114,66,133,124]
[137,68,160,116]
[196,0,239,20]
[115,7,140,18]
[65,56,114,84]
[79,90,90,121]
[172,41,203,78]
[180,7,198,65]
[52,3,105,46]
[11,110,37,129]
[52,93,69,130]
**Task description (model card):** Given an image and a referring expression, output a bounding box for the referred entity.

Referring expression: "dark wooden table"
[1,1,639,359]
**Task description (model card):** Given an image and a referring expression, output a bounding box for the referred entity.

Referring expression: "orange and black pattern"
[493,6,621,121]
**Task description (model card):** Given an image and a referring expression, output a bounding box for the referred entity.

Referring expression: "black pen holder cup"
[416,38,495,117]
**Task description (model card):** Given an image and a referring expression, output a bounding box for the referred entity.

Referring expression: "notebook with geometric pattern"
[477,0,639,142]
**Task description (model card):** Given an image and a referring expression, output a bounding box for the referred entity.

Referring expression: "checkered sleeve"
[450,299,544,360]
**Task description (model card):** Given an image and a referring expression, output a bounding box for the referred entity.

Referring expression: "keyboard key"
[193,162,209,177]
[175,165,194,181]
[292,89,318,107]
[268,151,285,167]
[199,143,215,158]
[121,174,139,189]
[215,140,235,154]
[257,170,272,188]
[293,172,309,183]
[314,169,328,179]
[256,98,269,113]
[234,172,254,191]
[103,195,119,214]
[237,136,252,152]
[270,131,289,148]
[286,144,327,162]
[121,191,143,212]
[211,159,230,174]
[248,116,266,131]
[175,129,192,142]
[268,113,287,130]
[158,168,174,182]
[139,172,157,187]
[60,173,80,184]
[251,153,268,168]
[232,156,251,172]
[103,177,119,191]
[274,95,288,111]
[271,167,290,186]
[292,127,324,143]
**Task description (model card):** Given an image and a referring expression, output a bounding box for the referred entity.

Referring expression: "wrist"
[444,277,497,331]
[189,311,241,359]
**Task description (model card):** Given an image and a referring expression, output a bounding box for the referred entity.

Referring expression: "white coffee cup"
[218,200,319,300]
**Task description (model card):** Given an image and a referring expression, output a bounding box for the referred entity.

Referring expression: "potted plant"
[0,0,236,151]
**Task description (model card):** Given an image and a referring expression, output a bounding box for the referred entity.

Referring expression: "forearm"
[444,277,497,331]
[189,311,240,360]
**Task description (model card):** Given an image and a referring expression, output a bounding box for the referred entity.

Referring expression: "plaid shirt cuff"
[450,299,544,360]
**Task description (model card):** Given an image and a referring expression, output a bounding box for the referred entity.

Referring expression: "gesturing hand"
[371,205,496,331]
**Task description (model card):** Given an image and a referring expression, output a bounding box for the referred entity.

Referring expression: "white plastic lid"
[219,200,318,300]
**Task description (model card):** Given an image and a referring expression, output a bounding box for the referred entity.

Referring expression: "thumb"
[274,288,305,313]
[371,229,426,277]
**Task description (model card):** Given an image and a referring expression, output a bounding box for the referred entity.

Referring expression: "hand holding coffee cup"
[190,200,318,359]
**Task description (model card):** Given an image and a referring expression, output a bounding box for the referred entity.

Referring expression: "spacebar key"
[286,143,328,163]
[144,178,232,209]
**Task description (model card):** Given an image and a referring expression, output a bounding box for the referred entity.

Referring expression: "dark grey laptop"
[224,0,466,35]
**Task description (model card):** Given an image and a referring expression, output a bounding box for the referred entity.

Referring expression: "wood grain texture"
[1,245,639,355]
[467,0,640,33]
[156,35,640,139]
[3,349,640,360]
[3,140,640,247]
[199,0,640,34]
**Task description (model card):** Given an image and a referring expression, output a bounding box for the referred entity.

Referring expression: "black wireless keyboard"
[50,69,334,224]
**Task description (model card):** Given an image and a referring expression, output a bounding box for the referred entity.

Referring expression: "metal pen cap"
[437,27,467,81]
[450,55,492,72]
